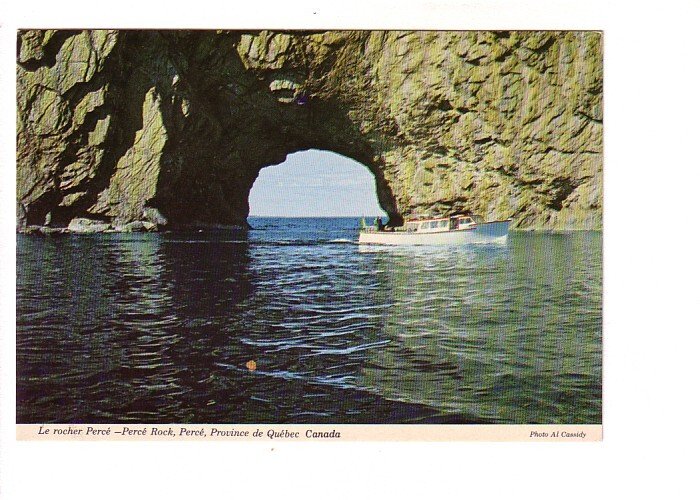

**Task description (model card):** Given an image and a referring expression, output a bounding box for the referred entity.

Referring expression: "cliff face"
[16,30,602,230]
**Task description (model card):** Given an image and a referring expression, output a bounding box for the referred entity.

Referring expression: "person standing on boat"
[375,217,384,231]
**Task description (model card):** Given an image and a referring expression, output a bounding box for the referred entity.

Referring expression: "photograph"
[15,29,602,428]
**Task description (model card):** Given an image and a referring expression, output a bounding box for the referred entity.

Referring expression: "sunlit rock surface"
[17,30,602,230]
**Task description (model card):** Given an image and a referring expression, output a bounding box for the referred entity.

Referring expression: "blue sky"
[248,149,387,217]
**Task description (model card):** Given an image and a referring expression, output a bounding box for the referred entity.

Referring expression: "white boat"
[358,214,511,245]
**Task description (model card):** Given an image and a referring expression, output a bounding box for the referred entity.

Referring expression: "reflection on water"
[17,219,601,424]
[360,235,601,423]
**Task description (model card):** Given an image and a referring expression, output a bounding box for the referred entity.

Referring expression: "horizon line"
[247,214,386,218]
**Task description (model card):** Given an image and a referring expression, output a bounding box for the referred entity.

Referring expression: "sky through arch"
[248,149,387,217]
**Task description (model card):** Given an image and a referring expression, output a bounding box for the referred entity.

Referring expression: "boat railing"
[361,225,411,233]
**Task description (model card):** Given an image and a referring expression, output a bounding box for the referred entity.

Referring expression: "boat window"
[420,222,429,230]
[430,221,438,228]
[460,217,473,224]
[439,220,448,228]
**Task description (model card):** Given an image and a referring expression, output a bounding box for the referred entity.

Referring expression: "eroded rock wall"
[17,30,602,230]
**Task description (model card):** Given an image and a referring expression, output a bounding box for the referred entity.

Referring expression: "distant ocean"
[16,217,602,424]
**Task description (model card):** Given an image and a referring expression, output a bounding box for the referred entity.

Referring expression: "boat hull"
[358,220,510,246]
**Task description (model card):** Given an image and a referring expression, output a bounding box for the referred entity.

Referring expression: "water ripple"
[16,219,602,424]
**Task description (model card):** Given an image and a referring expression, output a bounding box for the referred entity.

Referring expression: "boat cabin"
[404,214,484,233]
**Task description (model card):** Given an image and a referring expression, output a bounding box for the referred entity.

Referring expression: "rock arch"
[16,30,602,231]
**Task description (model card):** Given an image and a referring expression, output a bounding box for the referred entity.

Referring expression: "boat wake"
[259,238,359,247]
[161,238,360,247]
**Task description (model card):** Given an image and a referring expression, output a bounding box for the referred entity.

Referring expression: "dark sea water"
[16,217,602,424]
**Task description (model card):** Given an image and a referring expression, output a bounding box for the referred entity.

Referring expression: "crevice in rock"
[17,30,81,72]
[547,178,578,211]
[575,109,603,124]
[436,99,453,111]
[531,36,555,54]
[23,182,63,226]
[465,55,486,65]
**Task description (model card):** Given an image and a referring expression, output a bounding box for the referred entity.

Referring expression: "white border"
[3,1,700,499]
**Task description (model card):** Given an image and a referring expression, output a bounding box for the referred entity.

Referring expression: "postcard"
[14,28,602,442]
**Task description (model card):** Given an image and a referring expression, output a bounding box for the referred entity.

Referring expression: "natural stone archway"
[16,30,602,231]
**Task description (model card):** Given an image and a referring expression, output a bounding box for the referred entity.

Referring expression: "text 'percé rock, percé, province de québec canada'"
[16,30,602,231]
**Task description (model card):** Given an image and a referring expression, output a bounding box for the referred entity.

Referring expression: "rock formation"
[16,30,602,231]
